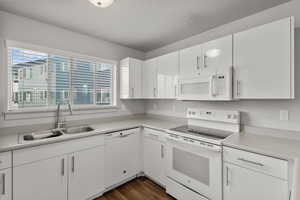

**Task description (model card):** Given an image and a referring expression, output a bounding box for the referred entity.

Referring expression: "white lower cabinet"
[104,129,141,188]
[223,147,290,200]
[68,146,105,200]
[0,168,12,200]
[143,128,166,186]
[223,162,289,200]
[13,155,68,200]
[13,135,105,200]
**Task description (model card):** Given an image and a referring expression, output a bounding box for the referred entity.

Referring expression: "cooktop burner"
[170,125,233,140]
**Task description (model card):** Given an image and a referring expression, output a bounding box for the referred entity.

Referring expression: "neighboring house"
[11,59,48,109]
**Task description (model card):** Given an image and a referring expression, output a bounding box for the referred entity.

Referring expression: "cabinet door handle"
[226,167,229,186]
[131,88,134,97]
[238,158,264,167]
[2,173,5,195]
[153,88,156,97]
[72,156,75,173]
[174,85,177,97]
[196,56,200,70]
[236,80,241,97]
[203,54,208,68]
[161,144,164,158]
[61,158,65,176]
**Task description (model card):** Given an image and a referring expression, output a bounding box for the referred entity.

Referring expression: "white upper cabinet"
[179,44,202,78]
[156,52,179,98]
[142,58,158,98]
[234,17,294,99]
[120,57,142,99]
[202,35,233,74]
[180,35,233,78]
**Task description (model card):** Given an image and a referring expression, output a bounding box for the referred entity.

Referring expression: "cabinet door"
[223,163,289,200]
[131,58,142,98]
[202,35,233,74]
[68,146,104,200]
[13,155,68,200]
[120,58,142,99]
[142,58,157,98]
[157,52,179,98]
[105,131,140,188]
[0,168,11,200]
[234,17,294,99]
[179,44,202,78]
[143,137,166,186]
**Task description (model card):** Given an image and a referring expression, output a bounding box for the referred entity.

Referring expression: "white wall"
[145,1,300,132]
[0,11,146,128]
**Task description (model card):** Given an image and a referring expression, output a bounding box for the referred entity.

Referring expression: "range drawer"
[0,151,12,170]
[143,128,166,142]
[223,147,288,180]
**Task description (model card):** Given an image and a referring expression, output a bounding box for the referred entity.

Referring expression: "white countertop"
[1,115,300,199]
[0,116,183,153]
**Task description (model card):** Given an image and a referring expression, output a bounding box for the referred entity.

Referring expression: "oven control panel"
[186,108,240,124]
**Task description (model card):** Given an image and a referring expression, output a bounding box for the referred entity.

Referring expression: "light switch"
[280,110,289,121]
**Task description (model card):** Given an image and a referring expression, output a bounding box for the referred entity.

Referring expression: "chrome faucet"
[55,102,73,129]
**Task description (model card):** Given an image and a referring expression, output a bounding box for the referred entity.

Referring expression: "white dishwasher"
[223,147,291,200]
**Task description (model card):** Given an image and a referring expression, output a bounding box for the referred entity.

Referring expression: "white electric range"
[165,108,240,200]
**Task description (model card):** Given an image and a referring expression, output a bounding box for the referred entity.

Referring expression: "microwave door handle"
[210,75,216,97]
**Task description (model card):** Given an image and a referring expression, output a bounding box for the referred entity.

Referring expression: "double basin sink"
[22,126,95,142]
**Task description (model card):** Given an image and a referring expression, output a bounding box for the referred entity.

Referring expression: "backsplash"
[145,98,300,132]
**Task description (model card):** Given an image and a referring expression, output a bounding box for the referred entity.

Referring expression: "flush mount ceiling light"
[88,0,114,8]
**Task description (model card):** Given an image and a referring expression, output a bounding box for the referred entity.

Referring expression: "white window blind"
[7,47,115,111]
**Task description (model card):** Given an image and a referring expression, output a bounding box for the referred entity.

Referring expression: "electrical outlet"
[280,110,289,121]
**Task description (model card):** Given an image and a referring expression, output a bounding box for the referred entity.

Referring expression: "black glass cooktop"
[170,125,233,140]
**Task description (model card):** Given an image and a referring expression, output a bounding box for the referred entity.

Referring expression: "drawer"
[14,135,104,166]
[223,147,288,180]
[166,178,208,200]
[0,151,12,170]
[143,128,166,142]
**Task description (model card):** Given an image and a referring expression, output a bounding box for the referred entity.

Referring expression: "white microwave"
[177,67,233,101]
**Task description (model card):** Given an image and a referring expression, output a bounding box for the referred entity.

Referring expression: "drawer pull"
[238,158,264,167]
[2,173,5,195]
[72,156,75,173]
[226,167,229,186]
[61,158,65,176]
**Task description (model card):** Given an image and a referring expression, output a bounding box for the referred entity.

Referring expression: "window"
[7,47,116,111]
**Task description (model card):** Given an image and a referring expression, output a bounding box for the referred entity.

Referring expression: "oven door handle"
[167,135,221,152]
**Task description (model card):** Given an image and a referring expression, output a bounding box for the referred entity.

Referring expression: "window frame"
[4,40,118,114]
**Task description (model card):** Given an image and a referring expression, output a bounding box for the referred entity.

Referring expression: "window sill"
[3,105,120,120]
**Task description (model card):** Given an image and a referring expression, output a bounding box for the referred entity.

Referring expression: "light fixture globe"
[88,0,114,8]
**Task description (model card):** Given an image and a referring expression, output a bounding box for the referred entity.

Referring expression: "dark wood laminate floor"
[95,177,175,200]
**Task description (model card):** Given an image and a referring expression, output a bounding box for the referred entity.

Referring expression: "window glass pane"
[8,47,115,111]
[48,56,70,105]
[71,59,94,105]
[95,63,113,105]
[8,48,48,109]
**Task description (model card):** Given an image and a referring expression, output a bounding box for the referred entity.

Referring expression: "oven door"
[166,136,222,200]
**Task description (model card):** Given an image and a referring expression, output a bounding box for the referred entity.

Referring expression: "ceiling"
[0,0,291,52]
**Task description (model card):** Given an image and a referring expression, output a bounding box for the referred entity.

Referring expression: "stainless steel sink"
[22,129,64,142]
[62,126,94,134]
